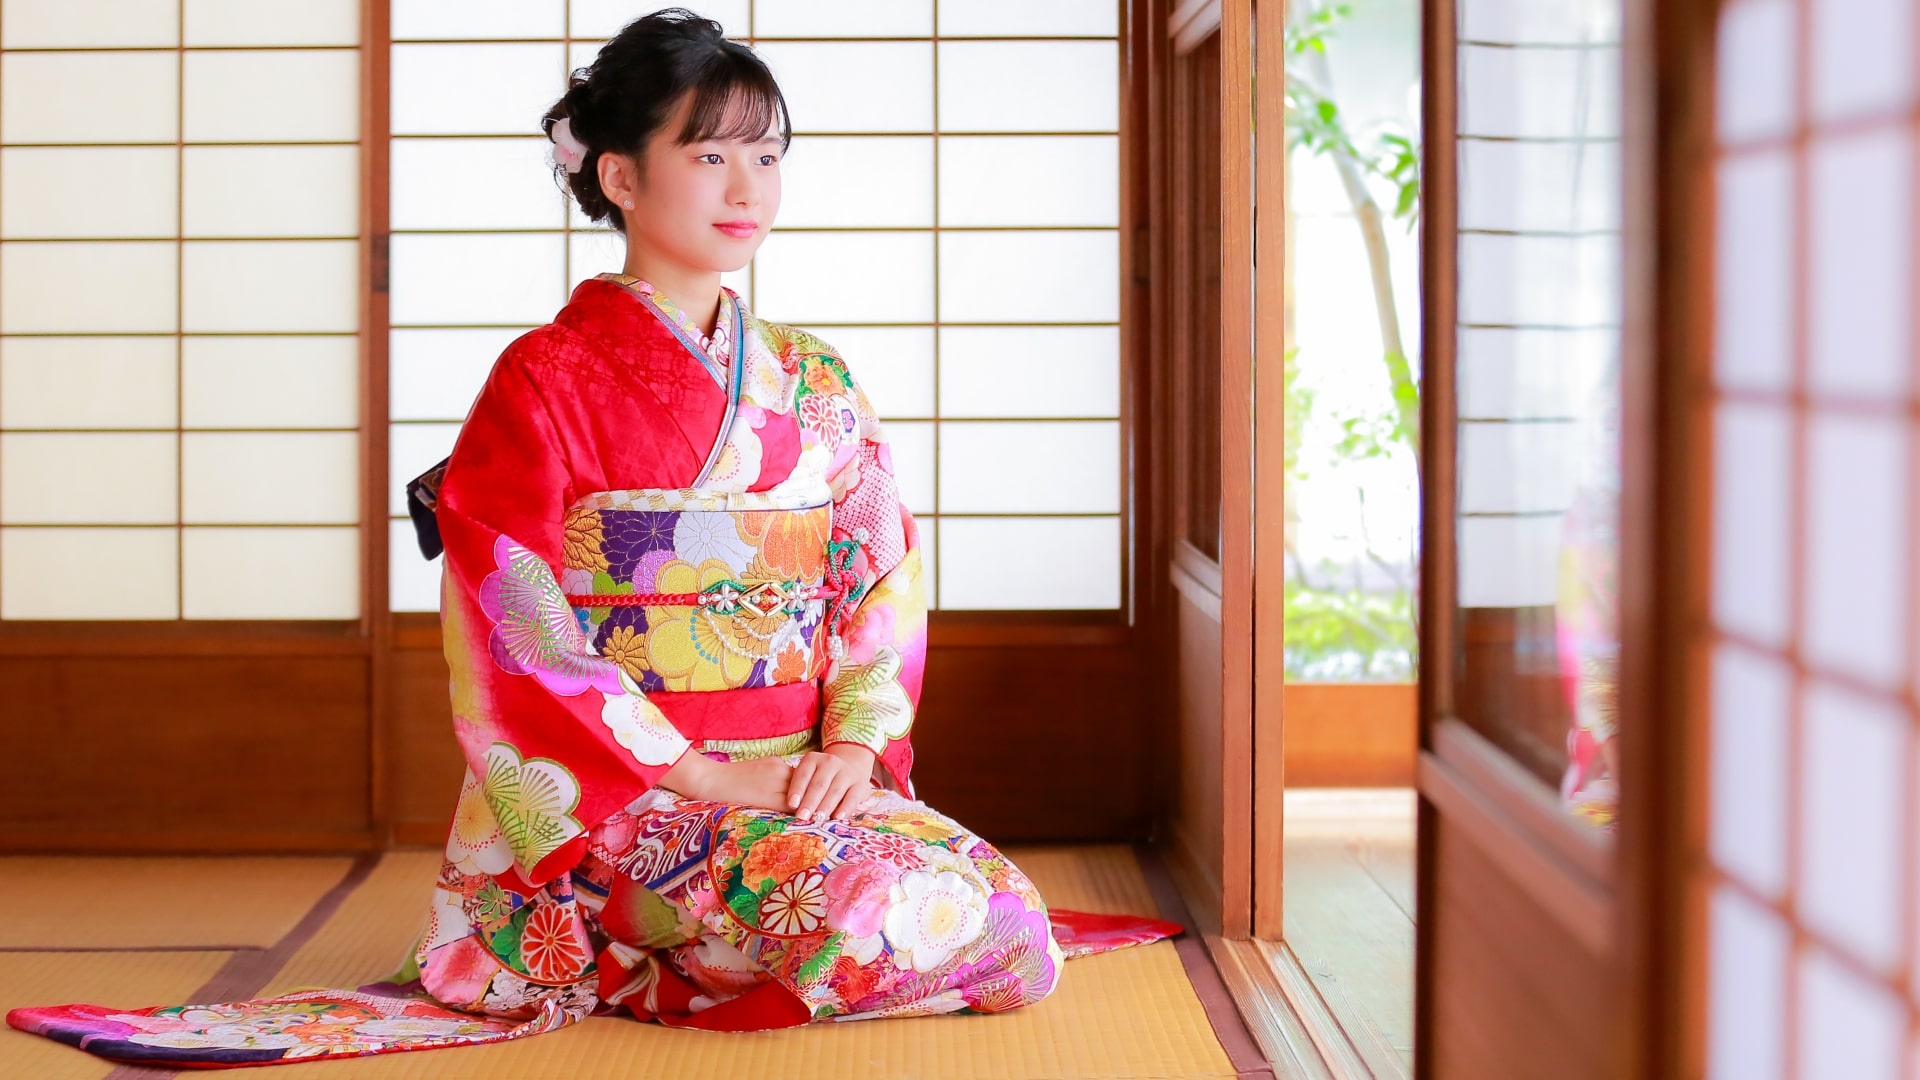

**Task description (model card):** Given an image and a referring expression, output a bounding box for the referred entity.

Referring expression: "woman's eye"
[700,153,724,164]
[760,155,779,166]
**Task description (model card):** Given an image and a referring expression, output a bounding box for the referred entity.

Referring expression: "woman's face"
[609,90,782,274]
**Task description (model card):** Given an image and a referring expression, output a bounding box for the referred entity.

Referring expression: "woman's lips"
[714,222,757,238]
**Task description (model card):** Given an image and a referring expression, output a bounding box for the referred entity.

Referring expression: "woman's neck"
[621,245,723,340]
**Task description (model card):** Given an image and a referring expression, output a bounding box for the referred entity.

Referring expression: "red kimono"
[5,275,1178,1068]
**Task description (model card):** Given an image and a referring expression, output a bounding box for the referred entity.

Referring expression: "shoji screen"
[386,0,1123,613]
[1704,0,1920,1076]
[0,1,365,621]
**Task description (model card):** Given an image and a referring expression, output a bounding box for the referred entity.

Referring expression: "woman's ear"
[598,152,641,213]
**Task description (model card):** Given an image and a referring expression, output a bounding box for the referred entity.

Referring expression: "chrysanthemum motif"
[759,869,829,937]
[519,902,590,984]
[672,512,756,573]
[882,870,988,973]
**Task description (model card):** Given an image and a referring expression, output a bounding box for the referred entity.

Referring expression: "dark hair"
[541,8,792,232]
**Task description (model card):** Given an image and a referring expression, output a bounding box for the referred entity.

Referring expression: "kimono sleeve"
[436,347,695,885]
[812,351,927,795]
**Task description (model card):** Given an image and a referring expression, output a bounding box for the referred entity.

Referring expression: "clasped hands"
[660,742,878,821]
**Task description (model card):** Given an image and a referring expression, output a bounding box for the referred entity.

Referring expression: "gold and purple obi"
[560,487,860,706]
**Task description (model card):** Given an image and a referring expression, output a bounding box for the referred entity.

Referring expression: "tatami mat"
[0,950,233,1080]
[0,856,353,950]
[8,845,1239,1080]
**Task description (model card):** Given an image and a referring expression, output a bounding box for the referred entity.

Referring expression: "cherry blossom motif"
[822,858,901,937]
[759,869,829,937]
[882,870,989,973]
[421,935,501,1006]
[519,902,591,984]
[600,671,691,766]
[480,536,623,696]
[846,829,929,870]
[445,769,514,876]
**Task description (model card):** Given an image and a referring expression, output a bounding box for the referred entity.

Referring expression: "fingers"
[828,781,873,821]
[786,756,818,811]
[798,767,857,822]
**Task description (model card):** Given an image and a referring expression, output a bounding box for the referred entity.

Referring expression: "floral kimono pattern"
[7,275,1179,1069]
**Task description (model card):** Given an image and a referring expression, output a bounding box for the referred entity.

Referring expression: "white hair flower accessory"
[550,117,588,175]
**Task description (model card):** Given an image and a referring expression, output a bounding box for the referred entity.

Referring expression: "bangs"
[675,52,791,152]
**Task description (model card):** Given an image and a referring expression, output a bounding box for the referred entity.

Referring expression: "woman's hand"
[787,744,878,822]
[660,753,794,813]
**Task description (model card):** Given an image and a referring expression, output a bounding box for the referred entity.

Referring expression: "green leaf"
[727,886,761,927]
[797,933,845,984]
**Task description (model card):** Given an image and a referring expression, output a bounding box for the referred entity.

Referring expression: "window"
[385,0,1126,613]
[0,0,365,620]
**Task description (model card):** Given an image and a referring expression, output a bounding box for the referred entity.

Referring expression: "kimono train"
[7,274,1178,1068]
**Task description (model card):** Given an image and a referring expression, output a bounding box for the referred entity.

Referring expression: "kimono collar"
[594,272,738,385]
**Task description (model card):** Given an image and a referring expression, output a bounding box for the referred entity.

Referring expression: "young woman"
[9,10,1175,1067]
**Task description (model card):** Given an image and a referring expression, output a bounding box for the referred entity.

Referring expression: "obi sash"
[560,485,864,755]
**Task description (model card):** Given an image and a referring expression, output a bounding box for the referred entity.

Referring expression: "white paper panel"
[1801,681,1906,970]
[939,136,1120,227]
[183,51,360,143]
[182,432,359,524]
[1,147,177,239]
[182,240,360,333]
[940,327,1121,418]
[1714,150,1794,393]
[1811,0,1912,123]
[183,146,360,238]
[1,52,179,144]
[1809,129,1911,399]
[778,136,933,228]
[389,519,443,612]
[1711,402,1790,647]
[937,42,1119,133]
[0,527,178,619]
[391,138,563,230]
[567,230,635,286]
[392,0,563,40]
[1457,328,1613,419]
[1457,233,1619,327]
[182,337,360,429]
[1798,948,1906,1080]
[1457,139,1619,233]
[1457,422,1577,515]
[390,328,523,421]
[939,231,1118,323]
[938,0,1118,36]
[389,233,568,325]
[939,421,1119,514]
[1,242,177,333]
[754,0,931,37]
[752,231,933,324]
[1706,886,1788,1080]
[0,433,177,524]
[753,43,931,134]
[389,422,462,516]
[1716,0,1796,143]
[1457,513,1562,607]
[882,420,935,516]
[1459,0,1620,43]
[391,43,567,136]
[2,0,177,47]
[0,337,178,429]
[818,327,934,419]
[1457,44,1621,139]
[185,0,360,46]
[1804,413,1907,688]
[940,516,1119,609]
[1709,643,1792,898]
[571,0,749,39]
[182,526,359,618]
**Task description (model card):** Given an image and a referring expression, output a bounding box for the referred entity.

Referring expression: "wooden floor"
[1280,788,1417,1079]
